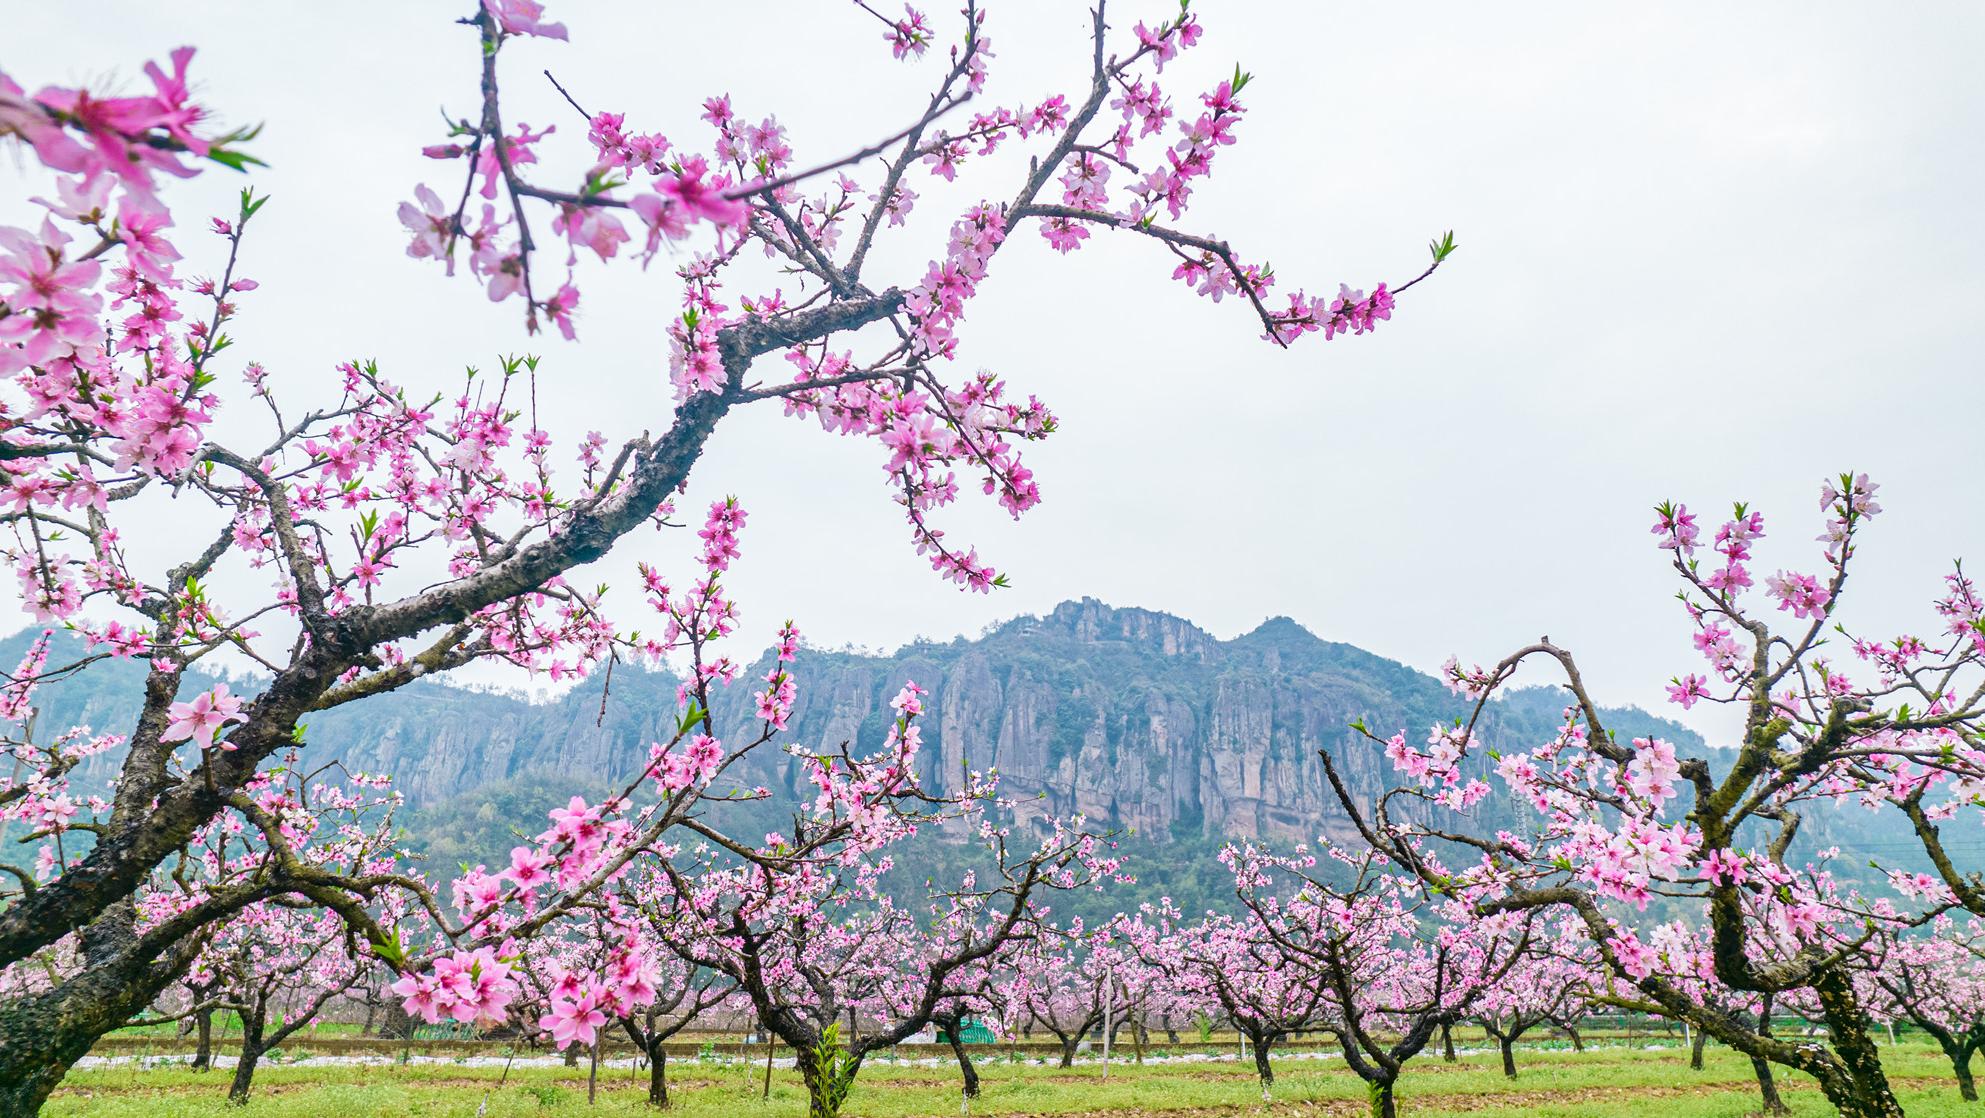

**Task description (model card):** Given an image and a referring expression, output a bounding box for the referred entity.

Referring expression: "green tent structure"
[935,1017,997,1044]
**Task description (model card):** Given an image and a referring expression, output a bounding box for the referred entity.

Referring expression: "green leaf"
[676,702,708,736]
[1428,229,1459,263]
[369,925,407,969]
[206,146,268,174]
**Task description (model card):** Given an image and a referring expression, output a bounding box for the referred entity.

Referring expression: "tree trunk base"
[648,1044,669,1107]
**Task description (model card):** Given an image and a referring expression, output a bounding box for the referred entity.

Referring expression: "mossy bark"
[0,920,191,1117]
[1809,969,1905,1118]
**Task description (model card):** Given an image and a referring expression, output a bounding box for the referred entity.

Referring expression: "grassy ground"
[46,1041,1974,1117]
[105,1016,372,1039]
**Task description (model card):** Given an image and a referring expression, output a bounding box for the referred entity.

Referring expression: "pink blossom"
[653,156,748,228]
[1624,737,1681,807]
[539,985,607,1048]
[0,219,103,373]
[163,683,245,751]
[483,0,568,41]
[398,184,454,270]
[505,846,552,889]
[884,5,932,59]
[1666,673,1709,710]
[1764,570,1832,620]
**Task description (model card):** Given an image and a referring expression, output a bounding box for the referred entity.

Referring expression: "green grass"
[105,1015,372,1039]
[46,1041,1977,1117]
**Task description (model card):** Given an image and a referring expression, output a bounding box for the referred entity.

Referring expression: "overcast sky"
[7,2,1984,740]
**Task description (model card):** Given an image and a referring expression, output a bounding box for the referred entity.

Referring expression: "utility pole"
[1102,966,1115,1081]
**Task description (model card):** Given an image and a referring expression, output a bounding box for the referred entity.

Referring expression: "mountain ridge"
[3,598,1700,851]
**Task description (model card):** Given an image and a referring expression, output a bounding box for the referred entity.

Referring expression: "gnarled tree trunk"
[1747,994,1788,1115]
[794,1040,861,1118]
[1246,1026,1277,1098]
[1940,1038,1978,1103]
[649,1043,670,1107]
[1808,969,1905,1118]
[936,1014,979,1102]
[226,1001,267,1105]
[192,1007,215,1071]
[0,913,195,1116]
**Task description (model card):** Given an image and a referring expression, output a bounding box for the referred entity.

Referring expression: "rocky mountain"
[7,599,1700,854]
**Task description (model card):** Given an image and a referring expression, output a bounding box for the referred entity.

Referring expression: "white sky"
[6,2,1984,741]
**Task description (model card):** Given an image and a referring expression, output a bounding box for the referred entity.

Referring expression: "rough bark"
[1750,1052,1787,1114]
[1751,994,1788,1115]
[0,291,908,1108]
[587,1040,601,1106]
[938,1016,980,1099]
[1942,1040,1978,1103]
[1251,1030,1275,1090]
[794,1042,861,1118]
[1907,1008,1985,1105]
[1690,1024,1707,1070]
[226,979,344,1105]
[0,926,197,1115]
[648,1043,669,1108]
[1809,968,1906,1118]
[1440,1021,1456,1062]
[1482,1018,1532,1079]
[226,1006,266,1105]
[192,1008,215,1071]
[378,998,413,1041]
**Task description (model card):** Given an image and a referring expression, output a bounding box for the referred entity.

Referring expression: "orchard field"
[44,1039,1985,1118]
[5,3,1985,1118]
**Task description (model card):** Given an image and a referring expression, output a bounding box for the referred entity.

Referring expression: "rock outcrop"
[9,600,1698,848]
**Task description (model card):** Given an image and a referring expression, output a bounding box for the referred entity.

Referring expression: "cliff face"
[14,600,1698,847]
[672,599,1691,846]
